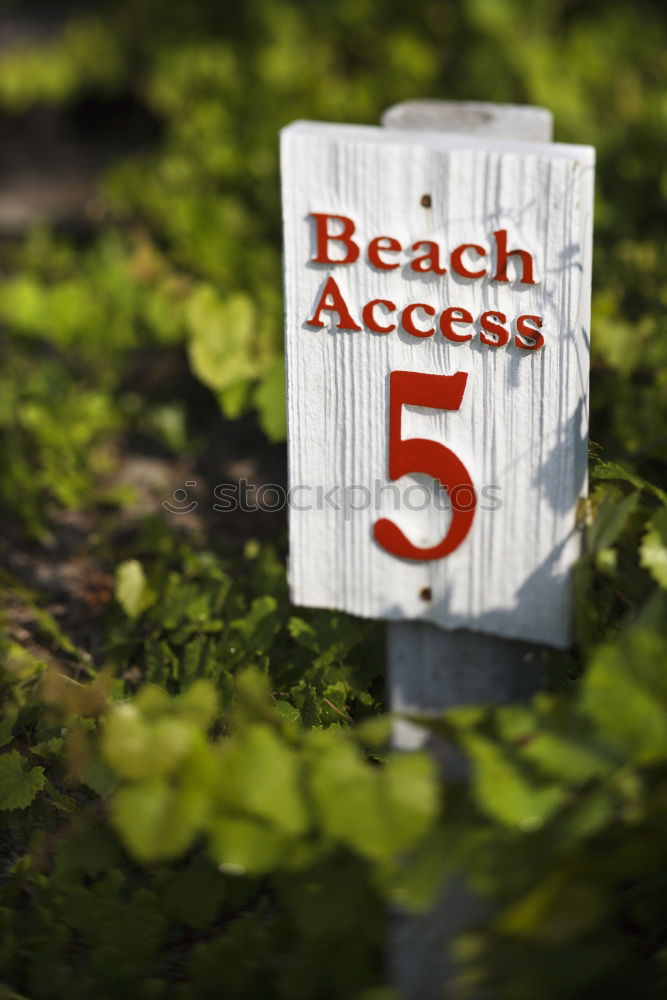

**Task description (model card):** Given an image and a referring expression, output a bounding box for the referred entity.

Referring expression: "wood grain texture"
[382,103,560,1000]
[281,121,594,648]
[381,99,553,141]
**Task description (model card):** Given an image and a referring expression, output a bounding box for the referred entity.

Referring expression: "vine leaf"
[0,751,46,810]
[115,559,155,619]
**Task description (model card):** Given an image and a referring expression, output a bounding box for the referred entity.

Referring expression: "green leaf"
[307,737,383,856]
[592,460,667,505]
[287,616,317,644]
[114,559,155,619]
[30,737,64,757]
[580,628,667,764]
[521,730,617,784]
[209,815,290,875]
[588,488,639,553]
[217,724,309,836]
[0,708,16,749]
[81,757,120,797]
[497,705,619,784]
[381,828,454,912]
[43,779,78,813]
[111,778,207,861]
[186,287,261,408]
[273,700,301,726]
[380,752,440,849]
[29,601,85,661]
[231,595,279,647]
[554,786,614,842]
[355,715,392,749]
[102,703,194,779]
[233,665,273,720]
[640,507,667,588]
[253,357,286,442]
[54,824,124,878]
[0,750,46,810]
[175,679,219,729]
[307,735,438,860]
[462,734,564,831]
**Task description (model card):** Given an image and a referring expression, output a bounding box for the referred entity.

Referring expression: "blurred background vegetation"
[1,1,667,998]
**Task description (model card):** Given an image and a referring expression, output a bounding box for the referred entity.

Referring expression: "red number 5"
[374,370,476,561]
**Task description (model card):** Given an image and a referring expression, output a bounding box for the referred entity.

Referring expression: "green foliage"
[0,0,666,997]
[640,508,667,589]
[440,627,667,1000]
[115,560,156,620]
[101,688,438,874]
[185,288,284,437]
[0,751,45,810]
[0,0,665,531]
[103,538,384,728]
[0,18,124,109]
[0,647,401,999]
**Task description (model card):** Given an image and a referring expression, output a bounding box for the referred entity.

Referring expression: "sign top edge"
[280,119,595,164]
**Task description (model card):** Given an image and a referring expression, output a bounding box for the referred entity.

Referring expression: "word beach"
[308,214,543,347]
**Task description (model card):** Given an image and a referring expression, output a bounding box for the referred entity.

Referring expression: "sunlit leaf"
[639,508,667,588]
[580,629,667,764]
[114,560,155,619]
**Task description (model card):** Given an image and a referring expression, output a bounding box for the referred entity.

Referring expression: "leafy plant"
[1,0,667,997]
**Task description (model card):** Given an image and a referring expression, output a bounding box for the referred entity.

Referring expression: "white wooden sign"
[281,121,594,648]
